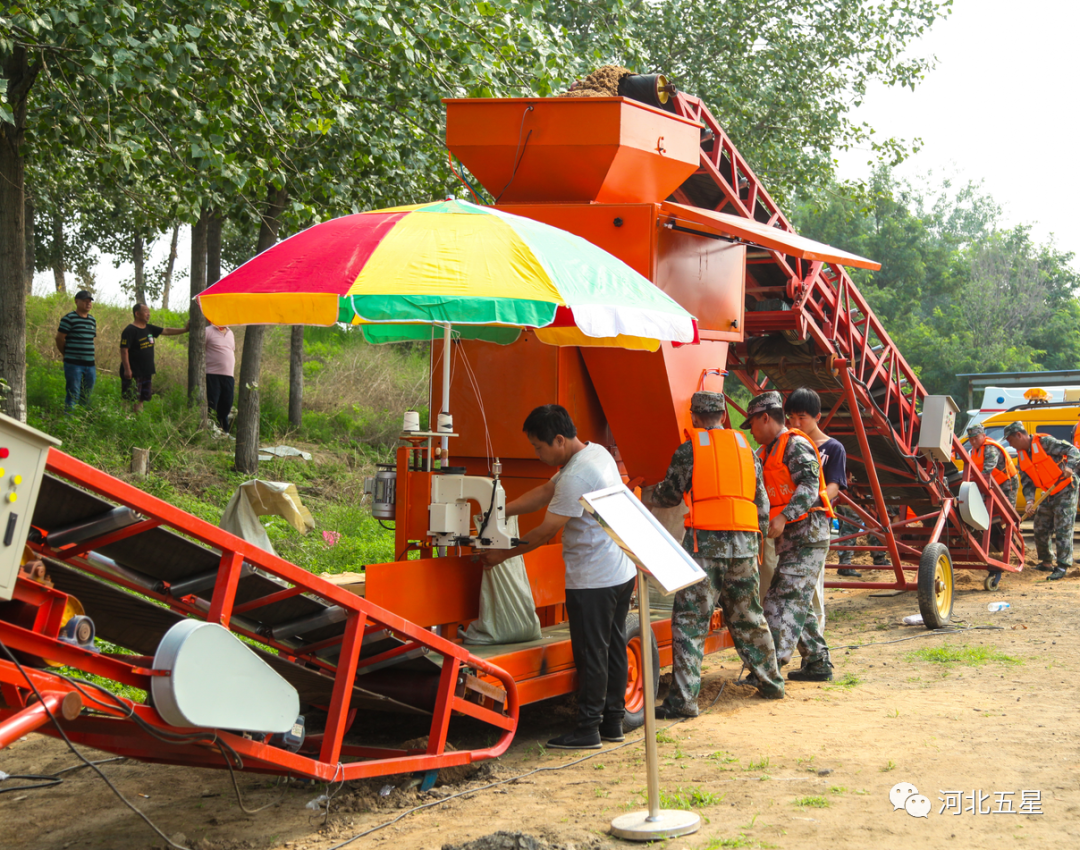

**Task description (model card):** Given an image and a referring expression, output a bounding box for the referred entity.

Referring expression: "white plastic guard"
[152,620,299,733]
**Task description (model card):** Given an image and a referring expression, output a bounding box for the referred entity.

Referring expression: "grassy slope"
[26,293,430,573]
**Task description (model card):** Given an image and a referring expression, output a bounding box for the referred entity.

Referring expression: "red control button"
[0,448,8,459]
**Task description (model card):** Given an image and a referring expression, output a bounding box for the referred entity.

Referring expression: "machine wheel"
[917,543,954,630]
[623,612,660,731]
[983,570,1002,592]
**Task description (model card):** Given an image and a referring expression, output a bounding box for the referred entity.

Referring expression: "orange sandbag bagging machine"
[0,82,1024,792]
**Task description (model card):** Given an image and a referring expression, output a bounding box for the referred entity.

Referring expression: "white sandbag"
[220,480,315,555]
[464,516,542,646]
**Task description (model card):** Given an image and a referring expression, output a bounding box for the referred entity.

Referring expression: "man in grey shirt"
[481,404,636,749]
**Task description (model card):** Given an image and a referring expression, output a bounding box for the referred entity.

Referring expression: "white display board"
[580,484,706,596]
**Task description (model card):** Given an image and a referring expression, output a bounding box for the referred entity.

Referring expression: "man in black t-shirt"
[120,303,189,412]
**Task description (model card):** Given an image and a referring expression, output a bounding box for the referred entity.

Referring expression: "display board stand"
[579,485,704,841]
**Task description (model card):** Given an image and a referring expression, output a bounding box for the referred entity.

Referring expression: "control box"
[0,412,60,601]
[918,395,959,463]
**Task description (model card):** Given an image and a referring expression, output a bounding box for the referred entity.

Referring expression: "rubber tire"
[917,542,954,630]
[983,570,1002,592]
[622,612,661,732]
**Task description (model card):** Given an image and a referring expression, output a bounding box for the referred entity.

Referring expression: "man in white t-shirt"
[481,404,636,750]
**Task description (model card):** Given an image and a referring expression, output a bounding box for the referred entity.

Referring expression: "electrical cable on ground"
[832,622,1003,650]
[0,756,127,794]
[0,639,193,850]
[322,710,702,850]
[0,642,299,841]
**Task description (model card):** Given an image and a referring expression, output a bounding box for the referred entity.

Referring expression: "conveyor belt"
[741,335,948,511]
[45,559,427,714]
[32,473,441,710]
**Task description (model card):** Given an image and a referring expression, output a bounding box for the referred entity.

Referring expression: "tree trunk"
[161,223,179,311]
[24,186,35,295]
[0,47,36,422]
[133,232,145,305]
[187,208,208,424]
[51,209,66,294]
[207,210,222,287]
[235,186,288,474]
[288,325,304,429]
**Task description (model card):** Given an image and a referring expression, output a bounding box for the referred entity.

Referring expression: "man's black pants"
[564,575,636,731]
[206,374,235,432]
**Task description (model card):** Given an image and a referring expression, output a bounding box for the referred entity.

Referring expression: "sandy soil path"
[4,548,1079,850]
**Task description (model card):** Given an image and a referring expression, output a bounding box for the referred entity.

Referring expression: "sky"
[834,0,1080,257]
[35,0,1080,305]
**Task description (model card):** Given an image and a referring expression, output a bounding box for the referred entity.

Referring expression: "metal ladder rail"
[671,92,1024,573]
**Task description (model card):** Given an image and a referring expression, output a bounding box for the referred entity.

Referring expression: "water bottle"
[987,601,1010,612]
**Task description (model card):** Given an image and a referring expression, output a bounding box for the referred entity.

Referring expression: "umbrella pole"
[441,323,452,462]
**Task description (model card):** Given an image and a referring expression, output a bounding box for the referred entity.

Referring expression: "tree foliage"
[3,0,955,423]
[793,170,1080,402]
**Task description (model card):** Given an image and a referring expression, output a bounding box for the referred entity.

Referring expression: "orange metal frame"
[0,449,518,781]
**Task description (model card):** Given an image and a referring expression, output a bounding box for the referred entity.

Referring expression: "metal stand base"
[610,809,701,840]
[609,572,702,842]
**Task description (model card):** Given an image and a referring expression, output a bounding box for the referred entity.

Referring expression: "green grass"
[823,672,861,690]
[793,796,829,808]
[746,755,770,771]
[640,786,725,810]
[904,644,1022,667]
[655,729,678,744]
[705,836,777,849]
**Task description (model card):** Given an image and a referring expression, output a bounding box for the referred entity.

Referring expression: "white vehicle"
[961,385,1080,434]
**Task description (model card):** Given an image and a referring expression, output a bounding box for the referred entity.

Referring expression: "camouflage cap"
[966,423,985,438]
[740,390,784,429]
[1003,421,1026,439]
[689,391,726,415]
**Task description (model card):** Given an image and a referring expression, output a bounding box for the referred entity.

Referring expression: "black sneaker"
[837,568,862,578]
[1049,567,1068,581]
[598,720,625,742]
[1036,564,1054,572]
[788,659,834,682]
[758,686,785,700]
[547,729,602,750]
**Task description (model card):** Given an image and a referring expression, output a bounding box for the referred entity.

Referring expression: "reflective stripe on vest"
[1017,434,1072,497]
[683,428,759,535]
[970,437,1017,486]
[757,429,835,522]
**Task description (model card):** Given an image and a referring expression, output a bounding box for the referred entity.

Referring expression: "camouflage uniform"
[757,429,831,670]
[969,426,1020,510]
[649,394,784,710]
[836,504,889,567]
[1012,429,1080,569]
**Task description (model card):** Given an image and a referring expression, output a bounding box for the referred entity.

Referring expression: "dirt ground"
[4,535,1080,850]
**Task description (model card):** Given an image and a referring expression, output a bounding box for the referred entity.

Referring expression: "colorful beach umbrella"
[197,199,698,352]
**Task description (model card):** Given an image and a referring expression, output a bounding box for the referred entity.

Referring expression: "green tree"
[636,0,951,200]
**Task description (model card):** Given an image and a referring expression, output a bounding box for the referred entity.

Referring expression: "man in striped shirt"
[55,290,97,410]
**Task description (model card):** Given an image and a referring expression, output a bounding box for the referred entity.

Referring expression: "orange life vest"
[683,428,759,538]
[1073,424,1080,452]
[758,429,835,522]
[970,437,1017,485]
[1016,433,1072,497]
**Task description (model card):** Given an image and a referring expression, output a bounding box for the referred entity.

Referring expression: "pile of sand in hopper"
[559,65,634,97]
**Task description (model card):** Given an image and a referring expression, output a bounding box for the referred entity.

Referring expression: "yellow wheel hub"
[933,553,953,614]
